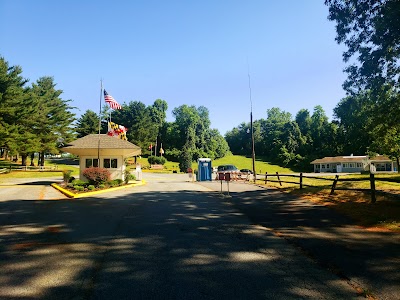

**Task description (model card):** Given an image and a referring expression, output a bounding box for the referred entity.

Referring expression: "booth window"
[104,158,117,168]
[86,158,99,168]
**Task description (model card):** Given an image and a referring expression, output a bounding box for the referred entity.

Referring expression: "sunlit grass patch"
[299,190,400,231]
[213,155,293,174]
[258,172,400,232]
[0,158,79,179]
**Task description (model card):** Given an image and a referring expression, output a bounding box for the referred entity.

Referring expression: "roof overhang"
[62,148,141,157]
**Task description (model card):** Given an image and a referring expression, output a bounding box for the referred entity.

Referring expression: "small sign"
[218,173,225,181]
[224,173,231,181]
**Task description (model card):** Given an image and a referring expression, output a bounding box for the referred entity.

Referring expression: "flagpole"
[98,79,103,162]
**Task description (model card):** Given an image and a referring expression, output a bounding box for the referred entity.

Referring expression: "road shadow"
[228,189,400,299]
[0,189,361,300]
[47,158,79,166]
[16,180,61,186]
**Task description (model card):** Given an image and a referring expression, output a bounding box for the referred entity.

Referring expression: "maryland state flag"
[108,121,128,140]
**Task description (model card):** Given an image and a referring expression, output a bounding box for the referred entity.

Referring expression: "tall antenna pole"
[98,79,103,163]
[247,60,256,183]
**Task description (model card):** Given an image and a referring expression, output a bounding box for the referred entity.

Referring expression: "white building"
[310,154,397,173]
[61,134,141,181]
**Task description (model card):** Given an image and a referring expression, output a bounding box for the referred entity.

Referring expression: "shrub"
[148,156,167,165]
[179,151,192,172]
[124,170,136,184]
[71,179,86,186]
[98,184,105,189]
[83,167,111,186]
[114,179,123,185]
[109,179,123,187]
[125,174,136,183]
[63,170,73,183]
[87,185,95,190]
[74,185,84,191]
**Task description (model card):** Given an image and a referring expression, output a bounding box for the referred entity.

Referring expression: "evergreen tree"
[29,77,75,166]
[76,110,100,138]
[0,57,29,159]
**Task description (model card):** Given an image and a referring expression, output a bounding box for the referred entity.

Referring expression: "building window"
[86,158,99,168]
[104,158,118,168]
[343,163,348,168]
[321,164,325,169]
[326,164,330,168]
[349,163,355,168]
[357,163,363,168]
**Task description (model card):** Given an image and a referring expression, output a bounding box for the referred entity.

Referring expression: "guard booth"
[197,158,212,181]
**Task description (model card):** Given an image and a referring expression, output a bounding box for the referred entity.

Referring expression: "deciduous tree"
[326,0,400,93]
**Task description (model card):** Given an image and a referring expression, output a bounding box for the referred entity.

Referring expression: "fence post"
[370,173,376,203]
[265,172,268,184]
[330,175,339,195]
[276,172,282,186]
[300,172,303,189]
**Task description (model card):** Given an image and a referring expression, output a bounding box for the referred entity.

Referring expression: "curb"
[51,180,146,198]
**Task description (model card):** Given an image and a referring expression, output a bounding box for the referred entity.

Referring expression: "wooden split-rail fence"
[261,172,400,203]
[1,165,58,173]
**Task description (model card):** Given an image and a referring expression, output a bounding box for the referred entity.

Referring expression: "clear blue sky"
[0,0,346,135]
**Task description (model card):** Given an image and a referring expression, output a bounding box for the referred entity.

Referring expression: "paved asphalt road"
[0,173,398,299]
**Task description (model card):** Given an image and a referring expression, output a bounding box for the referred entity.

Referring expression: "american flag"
[104,90,122,110]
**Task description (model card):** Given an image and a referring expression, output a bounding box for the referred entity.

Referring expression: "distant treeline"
[225,92,400,171]
[2,53,399,173]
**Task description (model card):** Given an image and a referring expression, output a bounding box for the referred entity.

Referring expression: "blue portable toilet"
[197,158,212,181]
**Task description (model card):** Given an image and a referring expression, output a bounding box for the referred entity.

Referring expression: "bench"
[150,164,164,170]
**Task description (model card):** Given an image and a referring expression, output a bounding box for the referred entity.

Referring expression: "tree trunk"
[39,151,45,166]
[21,154,28,166]
[397,157,400,173]
[30,153,35,166]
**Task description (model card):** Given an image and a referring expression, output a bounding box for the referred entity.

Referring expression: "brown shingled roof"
[64,134,139,149]
[310,155,392,164]
[369,155,393,162]
[61,134,141,157]
[310,156,367,164]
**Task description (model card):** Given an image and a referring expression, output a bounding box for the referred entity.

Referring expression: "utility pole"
[248,62,256,183]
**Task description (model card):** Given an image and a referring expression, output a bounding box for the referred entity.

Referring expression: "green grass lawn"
[132,155,293,174]
[211,155,293,174]
[0,158,79,179]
